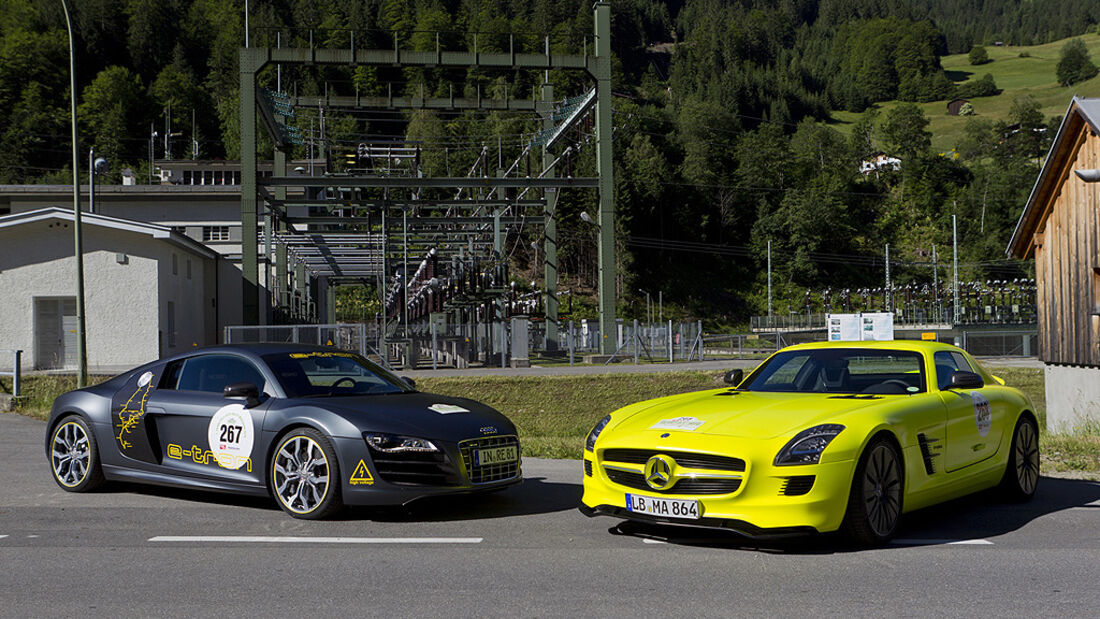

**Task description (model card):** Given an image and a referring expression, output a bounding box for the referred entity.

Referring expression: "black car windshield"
[742,348,926,395]
[263,351,411,398]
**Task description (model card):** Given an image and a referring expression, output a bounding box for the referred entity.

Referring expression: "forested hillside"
[2,0,1099,323]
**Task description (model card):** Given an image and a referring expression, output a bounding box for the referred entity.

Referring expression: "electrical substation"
[235,2,617,367]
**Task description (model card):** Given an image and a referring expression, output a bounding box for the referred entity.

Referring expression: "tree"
[1056,38,1099,86]
[968,45,990,65]
[79,66,147,164]
[879,103,931,162]
[957,73,999,98]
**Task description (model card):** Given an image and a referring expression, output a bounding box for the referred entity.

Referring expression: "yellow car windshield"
[744,349,926,395]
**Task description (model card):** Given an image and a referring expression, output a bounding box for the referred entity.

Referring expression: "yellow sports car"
[579,340,1039,545]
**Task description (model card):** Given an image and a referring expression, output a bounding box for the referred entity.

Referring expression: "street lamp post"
[59,0,87,387]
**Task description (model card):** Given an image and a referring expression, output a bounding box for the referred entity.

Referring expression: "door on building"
[35,297,77,370]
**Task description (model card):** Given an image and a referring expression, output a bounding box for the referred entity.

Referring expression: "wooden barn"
[946,98,970,116]
[1007,96,1100,432]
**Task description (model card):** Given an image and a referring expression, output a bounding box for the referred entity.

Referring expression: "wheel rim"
[1014,421,1039,495]
[272,436,330,514]
[862,444,902,537]
[51,421,90,487]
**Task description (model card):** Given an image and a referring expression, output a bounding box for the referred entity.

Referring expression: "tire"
[999,414,1040,502]
[48,415,105,492]
[270,428,343,519]
[841,437,904,546]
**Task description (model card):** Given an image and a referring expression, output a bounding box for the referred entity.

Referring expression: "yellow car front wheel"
[842,437,903,546]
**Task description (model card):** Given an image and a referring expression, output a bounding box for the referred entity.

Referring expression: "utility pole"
[61,0,87,387]
[191,108,198,160]
[952,213,959,325]
[932,244,938,321]
[885,243,891,312]
[767,240,773,325]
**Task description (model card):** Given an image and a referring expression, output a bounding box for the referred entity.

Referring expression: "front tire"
[1000,414,1039,502]
[49,415,105,492]
[270,428,343,519]
[841,437,903,546]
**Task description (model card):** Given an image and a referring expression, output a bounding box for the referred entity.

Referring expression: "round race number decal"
[971,392,992,438]
[207,404,254,470]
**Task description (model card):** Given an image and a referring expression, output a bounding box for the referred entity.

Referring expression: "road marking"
[643,539,666,544]
[148,536,483,544]
[891,538,993,546]
[0,535,7,540]
[25,535,38,539]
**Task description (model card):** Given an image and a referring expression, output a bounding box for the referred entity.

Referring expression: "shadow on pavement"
[358,475,582,522]
[607,476,1100,554]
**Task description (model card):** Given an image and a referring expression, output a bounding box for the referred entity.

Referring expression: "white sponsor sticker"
[207,404,254,470]
[137,371,154,388]
[428,403,469,414]
[972,392,992,437]
[650,416,705,432]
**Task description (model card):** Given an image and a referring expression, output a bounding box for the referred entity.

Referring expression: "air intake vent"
[584,459,593,477]
[780,475,815,496]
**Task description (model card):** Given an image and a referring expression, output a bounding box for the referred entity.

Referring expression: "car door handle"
[971,443,984,452]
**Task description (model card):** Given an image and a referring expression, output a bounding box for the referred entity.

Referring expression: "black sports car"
[46,344,521,518]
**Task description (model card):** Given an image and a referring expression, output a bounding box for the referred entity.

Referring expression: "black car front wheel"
[49,415,105,492]
[270,428,343,519]
[842,437,903,546]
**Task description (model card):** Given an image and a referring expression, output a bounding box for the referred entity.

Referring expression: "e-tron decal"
[167,443,253,472]
[115,371,155,450]
[289,351,356,359]
[428,404,469,414]
[349,460,375,485]
[972,392,992,437]
[206,404,254,470]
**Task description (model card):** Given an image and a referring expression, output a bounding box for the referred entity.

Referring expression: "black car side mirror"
[949,371,984,390]
[723,369,744,387]
[224,382,261,408]
[401,376,417,389]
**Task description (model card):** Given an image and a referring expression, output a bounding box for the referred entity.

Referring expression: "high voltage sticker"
[349,460,374,485]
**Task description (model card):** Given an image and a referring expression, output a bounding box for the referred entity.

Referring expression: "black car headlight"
[585,414,611,452]
[774,424,845,466]
[364,433,440,453]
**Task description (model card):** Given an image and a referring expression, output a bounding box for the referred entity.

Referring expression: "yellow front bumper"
[580,446,857,536]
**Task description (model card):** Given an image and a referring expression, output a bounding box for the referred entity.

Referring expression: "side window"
[175,355,266,394]
[950,352,973,373]
[934,351,961,390]
[159,360,184,389]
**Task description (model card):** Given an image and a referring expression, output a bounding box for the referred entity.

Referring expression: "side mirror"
[949,371,984,390]
[401,376,417,389]
[224,382,261,407]
[723,368,744,387]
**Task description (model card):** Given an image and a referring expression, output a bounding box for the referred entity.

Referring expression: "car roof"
[781,340,966,355]
[161,343,356,362]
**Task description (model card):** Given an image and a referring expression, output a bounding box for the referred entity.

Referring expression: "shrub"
[968,45,991,65]
[1056,38,1099,86]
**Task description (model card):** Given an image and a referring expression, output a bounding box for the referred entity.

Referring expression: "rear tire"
[841,437,903,546]
[1000,414,1039,502]
[49,415,105,492]
[270,428,343,519]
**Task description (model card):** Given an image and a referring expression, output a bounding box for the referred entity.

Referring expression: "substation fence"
[958,331,1038,357]
[223,324,391,367]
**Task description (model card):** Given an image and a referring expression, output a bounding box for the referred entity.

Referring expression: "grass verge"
[11,365,1096,474]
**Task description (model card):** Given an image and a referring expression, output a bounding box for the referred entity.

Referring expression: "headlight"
[585,414,611,452]
[774,424,845,466]
[364,433,440,453]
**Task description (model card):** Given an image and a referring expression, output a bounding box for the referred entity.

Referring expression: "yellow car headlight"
[774,424,845,466]
[585,415,611,452]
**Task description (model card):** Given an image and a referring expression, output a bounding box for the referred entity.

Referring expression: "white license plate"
[473,446,517,466]
[626,493,700,519]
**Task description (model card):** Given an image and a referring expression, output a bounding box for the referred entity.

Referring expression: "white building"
[0,208,221,371]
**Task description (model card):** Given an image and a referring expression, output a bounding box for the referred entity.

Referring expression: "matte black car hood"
[300,391,515,439]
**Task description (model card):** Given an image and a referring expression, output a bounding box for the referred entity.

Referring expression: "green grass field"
[10,365,1096,473]
[831,33,1100,152]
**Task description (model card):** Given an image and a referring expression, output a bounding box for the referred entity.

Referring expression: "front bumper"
[334,435,522,506]
[581,445,857,536]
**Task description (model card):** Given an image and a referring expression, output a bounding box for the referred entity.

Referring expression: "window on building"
[171,253,178,275]
[167,301,176,347]
[186,257,192,280]
[183,170,192,184]
[202,226,230,242]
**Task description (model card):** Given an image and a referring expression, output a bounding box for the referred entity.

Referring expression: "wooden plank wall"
[1036,128,1100,365]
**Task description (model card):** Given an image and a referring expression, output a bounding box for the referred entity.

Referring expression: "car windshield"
[742,348,926,395]
[262,351,411,398]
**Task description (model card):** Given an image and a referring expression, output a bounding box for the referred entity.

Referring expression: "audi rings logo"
[644,454,675,490]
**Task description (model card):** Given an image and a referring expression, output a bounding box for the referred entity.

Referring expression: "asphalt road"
[3,412,1099,617]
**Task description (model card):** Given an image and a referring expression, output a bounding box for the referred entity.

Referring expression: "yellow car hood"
[613,389,892,440]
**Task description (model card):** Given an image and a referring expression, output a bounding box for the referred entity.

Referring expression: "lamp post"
[89,150,108,214]
[59,0,87,387]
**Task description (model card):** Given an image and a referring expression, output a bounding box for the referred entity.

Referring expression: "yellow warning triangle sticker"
[349,459,374,485]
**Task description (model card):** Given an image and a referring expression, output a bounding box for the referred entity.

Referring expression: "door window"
[169,355,266,394]
[933,351,970,390]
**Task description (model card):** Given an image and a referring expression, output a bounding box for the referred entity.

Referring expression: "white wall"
[1044,364,1100,432]
[0,220,214,371]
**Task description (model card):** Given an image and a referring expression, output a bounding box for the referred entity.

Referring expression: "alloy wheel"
[273,436,330,514]
[862,444,902,537]
[51,421,90,487]
[1014,421,1040,495]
